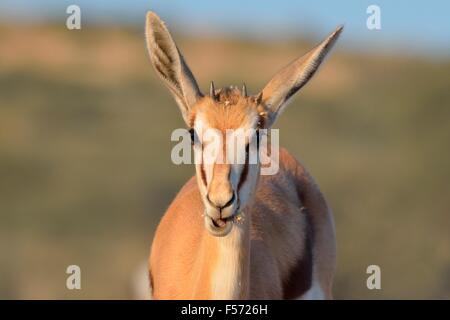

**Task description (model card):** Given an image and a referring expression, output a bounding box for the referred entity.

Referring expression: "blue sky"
[1,0,449,56]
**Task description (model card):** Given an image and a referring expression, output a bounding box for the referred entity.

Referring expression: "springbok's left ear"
[257,26,343,127]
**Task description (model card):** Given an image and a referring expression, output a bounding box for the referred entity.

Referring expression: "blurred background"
[0,0,449,299]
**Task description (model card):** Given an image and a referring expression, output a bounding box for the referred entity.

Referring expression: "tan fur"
[145,11,341,300]
[150,148,335,299]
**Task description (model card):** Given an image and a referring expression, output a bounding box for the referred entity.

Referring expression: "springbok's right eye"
[189,128,195,145]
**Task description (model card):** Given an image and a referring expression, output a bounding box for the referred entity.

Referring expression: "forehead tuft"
[193,86,261,131]
[215,86,242,105]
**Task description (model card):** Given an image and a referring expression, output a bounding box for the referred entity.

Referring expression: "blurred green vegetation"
[0,24,449,299]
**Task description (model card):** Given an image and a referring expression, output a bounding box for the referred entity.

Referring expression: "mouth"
[204,213,240,237]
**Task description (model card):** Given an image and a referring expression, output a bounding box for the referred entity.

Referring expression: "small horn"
[255,92,263,104]
[242,83,247,97]
[210,81,216,99]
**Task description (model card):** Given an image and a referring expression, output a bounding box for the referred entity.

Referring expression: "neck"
[199,214,251,299]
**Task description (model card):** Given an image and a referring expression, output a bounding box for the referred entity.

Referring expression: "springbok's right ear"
[145,12,203,125]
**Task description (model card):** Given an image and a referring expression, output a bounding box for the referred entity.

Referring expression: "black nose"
[207,193,235,211]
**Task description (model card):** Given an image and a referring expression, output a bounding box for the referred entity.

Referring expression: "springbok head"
[145,12,342,237]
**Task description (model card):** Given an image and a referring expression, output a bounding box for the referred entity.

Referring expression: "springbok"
[145,11,342,300]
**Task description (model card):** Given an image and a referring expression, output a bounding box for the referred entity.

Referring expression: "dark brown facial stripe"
[198,142,207,187]
[200,162,207,186]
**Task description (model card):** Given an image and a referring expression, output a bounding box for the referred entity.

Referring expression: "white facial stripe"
[193,111,260,199]
[194,114,210,185]
[193,112,208,144]
[204,163,214,185]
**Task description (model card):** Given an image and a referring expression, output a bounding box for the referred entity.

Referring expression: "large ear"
[258,26,343,126]
[145,11,203,125]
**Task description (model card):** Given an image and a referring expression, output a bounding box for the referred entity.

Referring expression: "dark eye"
[189,128,195,145]
[246,130,260,155]
[256,130,260,149]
